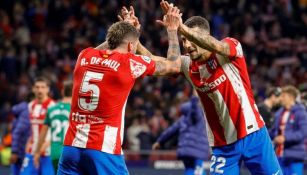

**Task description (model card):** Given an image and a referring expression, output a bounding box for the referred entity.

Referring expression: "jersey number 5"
[78,71,104,111]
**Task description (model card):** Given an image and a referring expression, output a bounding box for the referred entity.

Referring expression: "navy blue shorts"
[57,146,129,175]
[210,127,282,175]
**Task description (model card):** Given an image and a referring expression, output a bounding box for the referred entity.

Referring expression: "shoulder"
[48,103,60,111]
[130,54,153,65]
[222,37,243,58]
[48,99,56,106]
[293,104,307,115]
[79,47,95,56]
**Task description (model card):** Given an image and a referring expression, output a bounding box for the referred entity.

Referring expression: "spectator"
[257,87,282,129]
[10,101,31,175]
[271,86,307,175]
[152,96,209,175]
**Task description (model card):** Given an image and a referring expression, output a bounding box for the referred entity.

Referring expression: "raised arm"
[137,42,166,61]
[179,24,230,57]
[151,7,182,76]
[120,5,182,76]
[160,0,230,57]
[152,29,181,76]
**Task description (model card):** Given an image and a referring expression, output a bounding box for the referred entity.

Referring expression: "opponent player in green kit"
[33,81,72,172]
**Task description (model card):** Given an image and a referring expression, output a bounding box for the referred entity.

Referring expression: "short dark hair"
[63,80,73,97]
[106,21,140,50]
[266,87,282,97]
[184,16,210,33]
[34,76,50,87]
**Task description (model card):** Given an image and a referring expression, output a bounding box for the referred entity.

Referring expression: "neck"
[62,97,72,104]
[264,99,273,109]
[199,51,212,62]
[111,47,129,54]
[37,96,48,104]
[284,101,295,110]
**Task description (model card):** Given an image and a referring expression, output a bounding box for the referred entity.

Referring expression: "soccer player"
[124,1,282,174]
[57,7,182,175]
[271,86,307,175]
[21,77,55,175]
[33,80,73,172]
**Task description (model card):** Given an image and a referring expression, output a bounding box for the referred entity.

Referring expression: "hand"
[118,6,141,31]
[33,153,40,168]
[152,142,161,150]
[160,0,172,14]
[10,153,18,164]
[156,6,182,31]
[274,135,285,145]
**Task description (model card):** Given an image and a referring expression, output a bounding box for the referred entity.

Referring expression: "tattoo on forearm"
[155,61,167,75]
[180,26,230,56]
[167,30,181,61]
[137,42,153,57]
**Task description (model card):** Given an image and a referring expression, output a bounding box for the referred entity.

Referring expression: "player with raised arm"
[123,1,282,174]
[57,7,182,175]
[33,81,73,173]
[21,77,55,175]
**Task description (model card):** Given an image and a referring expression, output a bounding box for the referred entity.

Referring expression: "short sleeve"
[44,108,51,126]
[222,37,243,59]
[129,54,156,78]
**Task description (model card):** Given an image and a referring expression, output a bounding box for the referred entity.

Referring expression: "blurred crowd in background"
[0,0,307,165]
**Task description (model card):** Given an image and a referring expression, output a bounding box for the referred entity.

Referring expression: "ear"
[128,42,133,53]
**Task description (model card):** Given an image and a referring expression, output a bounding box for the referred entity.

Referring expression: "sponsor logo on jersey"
[195,74,227,92]
[130,59,146,78]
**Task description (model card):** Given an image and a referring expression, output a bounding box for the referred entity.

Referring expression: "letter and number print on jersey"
[78,71,104,111]
[210,155,226,174]
[51,119,69,142]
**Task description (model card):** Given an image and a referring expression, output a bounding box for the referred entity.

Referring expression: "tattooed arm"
[179,23,230,57]
[137,42,167,61]
[151,6,182,76]
[153,29,181,76]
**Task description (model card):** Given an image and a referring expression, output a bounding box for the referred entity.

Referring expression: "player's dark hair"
[282,85,300,99]
[34,76,50,87]
[106,21,140,50]
[266,87,282,98]
[184,16,210,33]
[63,80,73,97]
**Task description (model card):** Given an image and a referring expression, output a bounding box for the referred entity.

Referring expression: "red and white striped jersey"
[26,98,55,155]
[64,48,155,155]
[181,37,265,147]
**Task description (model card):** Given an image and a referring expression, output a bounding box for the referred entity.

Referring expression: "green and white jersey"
[44,102,70,160]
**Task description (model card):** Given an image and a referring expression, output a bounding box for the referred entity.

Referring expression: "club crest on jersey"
[130,59,146,78]
[207,58,218,70]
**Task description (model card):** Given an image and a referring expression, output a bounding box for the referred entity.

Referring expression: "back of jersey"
[64,48,155,155]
